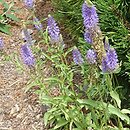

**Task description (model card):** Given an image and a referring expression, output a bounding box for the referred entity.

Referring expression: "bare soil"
[0,0,53,130]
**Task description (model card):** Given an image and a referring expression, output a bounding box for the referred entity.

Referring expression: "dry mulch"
[0,62,45,130]
[0,0,53,130]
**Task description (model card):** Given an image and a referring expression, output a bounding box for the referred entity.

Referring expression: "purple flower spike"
[47,15,60,42]
[84,31,92,44]
[72,47,84,65]
[86,49,97,64]
[0,37,4,49]
[33,17,43,31]
[20,44,35,67]
[82,1,98,29]
[102,48,118,72]
[102,57,108,72]
[24,0,34,9]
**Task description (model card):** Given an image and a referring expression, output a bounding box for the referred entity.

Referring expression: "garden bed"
[0,0,130,130]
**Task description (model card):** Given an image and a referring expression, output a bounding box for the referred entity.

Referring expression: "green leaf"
[73,120,83,130]
[110,91,121,108]
[12,53,24,71]
[77,99,103,110]
[44,112,52,126]
[41,95,53,104]
[5,13,20,22]
[0,23,11,34]
[42,51,54,61]
[121,109,130,114]
[24,81,38,92]
[77,99,130,124]
[73,128,82,130]
[108,104,130,124]
[54,119,68,129]
[3,2,9,10]
[44,77,62,84]
[0,0,4,3]
[0,15,5,20]
[64,47,73,57]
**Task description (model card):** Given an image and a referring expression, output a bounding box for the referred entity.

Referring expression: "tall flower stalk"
[72,47,84,65]
[102,48,118,72]
[86,49,97,65]
[82,0,98,29]
[47,15,60,43]
[82,0,118,72]
[20,44,35,67]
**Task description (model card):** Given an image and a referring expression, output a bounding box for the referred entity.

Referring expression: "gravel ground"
[0,62,45,130]
[0,0,52,130]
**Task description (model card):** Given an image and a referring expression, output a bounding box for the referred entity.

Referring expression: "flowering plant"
[52,0,130,100]
[6,0,130,129]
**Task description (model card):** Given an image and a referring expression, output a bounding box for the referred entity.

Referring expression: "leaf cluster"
[0,0,20,34]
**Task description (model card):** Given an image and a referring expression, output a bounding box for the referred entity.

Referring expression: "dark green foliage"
[117,0,130,21]
[52,0,83,40]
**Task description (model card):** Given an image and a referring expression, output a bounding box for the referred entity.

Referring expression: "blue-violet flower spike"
[0,37,4,49]
[24,0,34,9]
[20,44,35,67]
[82,1,98,29]
[47,15,60,42]
[33,17,43,31]
[84,31,93,44]
[86,49,97,64]
[72,47,84,65]
[102,48,118,72]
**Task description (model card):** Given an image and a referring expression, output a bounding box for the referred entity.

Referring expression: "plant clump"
[1,0,129,130]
